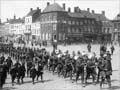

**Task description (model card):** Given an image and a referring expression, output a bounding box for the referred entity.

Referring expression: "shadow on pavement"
[102,86,120,90]
[112,69,119,72]
[2,87,16,90]
[35,79,53,84]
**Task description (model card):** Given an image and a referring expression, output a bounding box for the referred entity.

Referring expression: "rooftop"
[8,18,24,24]
[43,3,65,13]
[113,14,120,21]
[26,10,38,16]
[92,13,109,21]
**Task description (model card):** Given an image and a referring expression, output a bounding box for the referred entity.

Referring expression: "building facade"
[37,2,113,44]
[24,7,41,44]
[112,14,120,44]
[5,2,113,44]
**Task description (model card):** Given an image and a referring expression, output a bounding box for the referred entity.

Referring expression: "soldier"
[30,65,37,84]
[6,56,13,74]
[10,65,17,86]
[27,60,33,77]
[110,45,115,55]
[87,43,91,52]
[97,56,104,82]
[100,55,112,88]
[87,57,97,84]
[17,63,26,84]
[0,64,4,88]
[14,60,21,69]
[0,54,5,64]
[0,62,8,89]
[36,62,44,82]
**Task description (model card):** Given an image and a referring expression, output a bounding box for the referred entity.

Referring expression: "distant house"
[24,7,41,44]
[112,14,120,44]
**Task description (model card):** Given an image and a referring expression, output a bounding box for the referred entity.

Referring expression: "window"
[76,21,79,25]
[72,21,75,25]
[107,28,110,33]
[53,24,56,30]
[48,33,51,40]
[79,28,81,33]
[76,28,79,33]
[92,20,94,24]
[88,28,90,32]
[42,33,44,40]
[84,20,87,24]
[59,33,61,40]
[72,28,74,33]
[80,21,83,25]
[68,21,71,25]
[53,16,57,20]
[68,28,71,33]
[46,33,48,40]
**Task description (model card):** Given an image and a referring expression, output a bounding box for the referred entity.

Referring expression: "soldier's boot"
[21,78,23,84]
[100,78,105,88]
[32,78,35,84]
[17,79,20,84]
[36,76,39,81]
[107,79,111,88]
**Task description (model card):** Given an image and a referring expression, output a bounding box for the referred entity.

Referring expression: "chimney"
[7,18,9,22]
[76,7,80,13]
[0,19,1,24]
[74,7,77,12]
[14,15,16,19]
[92,10,95,14]
[39,9,41,13]
[87,8,90,12]
[68,7,71,12]
[63,3,65,10]
[102,11,105,15]
[37,7,39,10]
[47,2,50,6]
[30,8,33,11]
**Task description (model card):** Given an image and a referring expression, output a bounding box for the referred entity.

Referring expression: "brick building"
[112,14,120,44]
[37,2,113,44]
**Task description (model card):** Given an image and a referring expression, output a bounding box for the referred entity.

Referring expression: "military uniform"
[30,65,37,84]
[10,66,17,86]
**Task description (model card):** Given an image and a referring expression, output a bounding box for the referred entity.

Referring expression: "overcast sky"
[0,0,119,22]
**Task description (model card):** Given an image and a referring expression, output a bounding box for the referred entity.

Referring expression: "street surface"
[2,44,120,90]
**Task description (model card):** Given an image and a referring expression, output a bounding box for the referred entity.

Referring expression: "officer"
[30,65,37,84]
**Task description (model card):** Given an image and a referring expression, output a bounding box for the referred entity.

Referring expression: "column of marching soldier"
[0,43,115,89]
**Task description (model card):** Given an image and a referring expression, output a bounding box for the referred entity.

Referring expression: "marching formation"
[0,43,114,89]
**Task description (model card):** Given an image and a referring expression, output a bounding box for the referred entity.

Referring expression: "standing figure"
[10,65,17,86]
[87,43,91,52]
[6,56,13,74]
[36,63,44,82]
[110,45,115,55]
[30,65,37,84]
[0,63,7,88]
[100,55,112,88]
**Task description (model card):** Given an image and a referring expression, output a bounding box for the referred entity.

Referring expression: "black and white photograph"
[0,0,120,90]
